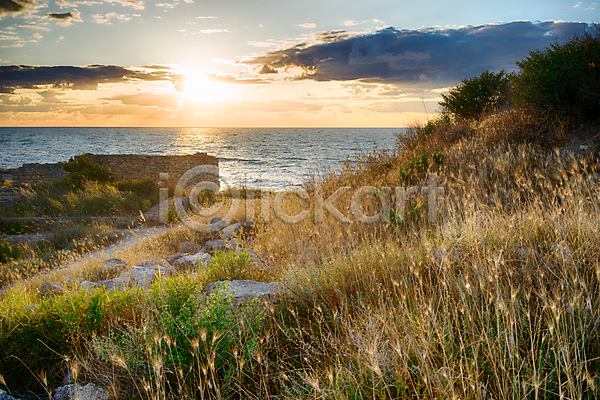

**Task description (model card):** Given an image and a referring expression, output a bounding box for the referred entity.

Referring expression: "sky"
[0,0,598,127]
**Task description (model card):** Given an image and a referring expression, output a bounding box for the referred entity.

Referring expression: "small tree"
[60,153,115,188]
[440,70,511,121]
[512,24,600,122]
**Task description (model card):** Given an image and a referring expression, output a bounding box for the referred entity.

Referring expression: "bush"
[513,25,600,122]
[440,70,511,121]
[0,237,22,263]
[113,177,158,199]
[60,154,115,188]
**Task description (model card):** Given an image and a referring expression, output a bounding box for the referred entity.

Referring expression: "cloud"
[91,11,133,24]
[198,28,228,34]
[105,92,179,107]
[0,64,175,93]
[298,23,316,28]
[342,20,357,27]
[44,10,82,25]
[104,0,143,10]
[246,21,590,87]
[0,0,37,17]
[55,0,76,8]
[0,0,33,15]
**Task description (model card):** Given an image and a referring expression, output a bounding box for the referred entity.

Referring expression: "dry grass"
[1,112,600,398]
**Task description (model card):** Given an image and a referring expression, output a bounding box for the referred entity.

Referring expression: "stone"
[96,275,130,293]
[102,258,127,269]
[205,280,282,307]
[235,248,258,259]
[80,281,98,291]
[0,389,16,400]
[203,239,240,253]
[220,222,242,239]
[179,241,202,254]
[166,253,186,264]
[174,252,212,271]
[39,281,65,296]
[129,265,171,289]
[53,383,110,400]
[139,257,171,269]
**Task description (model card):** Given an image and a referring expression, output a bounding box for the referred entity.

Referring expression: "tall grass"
[1,113,600,398]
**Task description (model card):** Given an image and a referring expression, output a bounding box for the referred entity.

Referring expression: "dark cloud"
[44,10,81,24]
[246,21,590,87]
[45,11,74,19]
[0,65,175,93]
[0,0,36,15]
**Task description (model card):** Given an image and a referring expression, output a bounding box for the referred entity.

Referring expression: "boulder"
[204,239,240,253]
[102,258,127,269]
[166,253,186,265]
[53,383,110,400]
[179,241,202,254]
[129,265,171,289]
[0,389,16,400]
[174,252,212,271]
[220,222,242,239]
[39,281,65,297]
[139,257,171,269]
[80,281,98,291]
[205,280,281,307]
[236,247,258,258]
[96,275,130,293]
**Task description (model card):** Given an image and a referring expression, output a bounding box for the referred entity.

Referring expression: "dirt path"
[1,224,181,294]
[65,223,181,269]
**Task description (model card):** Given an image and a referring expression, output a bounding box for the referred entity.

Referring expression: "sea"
[0,127,402,190]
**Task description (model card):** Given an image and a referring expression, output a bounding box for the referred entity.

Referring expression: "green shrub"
[60,154,115,188]
[440,70,512,121]
[0,237,22,263]
[513,25,600,122]
[205,250,257,282]
[113,177,158,199]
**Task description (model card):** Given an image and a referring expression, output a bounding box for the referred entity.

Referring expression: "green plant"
[113,177,158,199]
[398,151,443,185]
[440,70,512,121]
[205,250,255,282]
[60,154,115,188]
[513,24,600,122]
[0,237,23,263]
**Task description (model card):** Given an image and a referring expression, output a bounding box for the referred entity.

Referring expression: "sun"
[179,69,236,105]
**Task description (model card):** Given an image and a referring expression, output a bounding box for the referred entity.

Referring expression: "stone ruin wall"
[10,153,219,190]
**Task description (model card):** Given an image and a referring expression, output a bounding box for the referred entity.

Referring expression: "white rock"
[221,222,242,239]
[80,281,98,291]
[102,258,127,269]
[39,281,65,296]
[174,252,212,271]
[129,266,170,289]
[205,280,282,307]
[53,383,110,400]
